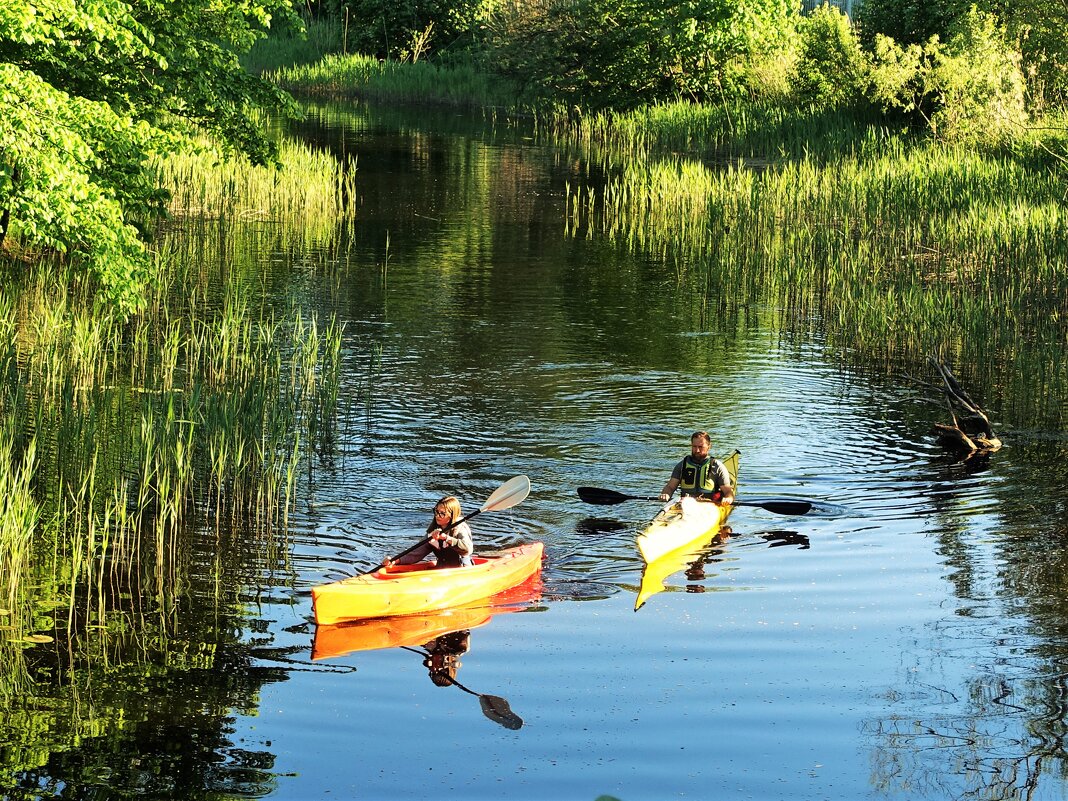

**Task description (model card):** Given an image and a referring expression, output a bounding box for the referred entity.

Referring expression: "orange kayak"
[312,574,542,660]
[311,542,544,625]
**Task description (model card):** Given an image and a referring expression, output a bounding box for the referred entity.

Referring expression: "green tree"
[867,7,1027,145]
[793,3,868,110]
[855,0,1068,110]
[486,0,798,110]
[929,7,1027,142]
[853,0,969,50]
[330,0,484,61]
[0,0,301,314]
[993,0,1068,108]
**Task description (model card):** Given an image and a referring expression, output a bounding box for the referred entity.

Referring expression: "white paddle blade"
[479,475,530,513]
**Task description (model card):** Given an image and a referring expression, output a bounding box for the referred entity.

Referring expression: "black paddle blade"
[577,487,656,505]
[479,694,523,730]
[578,487,813,515]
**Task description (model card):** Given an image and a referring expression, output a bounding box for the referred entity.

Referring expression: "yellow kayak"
[635,450,740,563]
[311,542,544,625]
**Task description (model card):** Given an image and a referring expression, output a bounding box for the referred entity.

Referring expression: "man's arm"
[659,477,680,502]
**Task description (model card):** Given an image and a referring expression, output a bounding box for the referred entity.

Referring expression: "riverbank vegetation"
[263,0,1066,150]
[6,0,1066,315]
[262,1,1068,414]
[0,137,355,783]
[0,69,367,783]
[1,3,358,644]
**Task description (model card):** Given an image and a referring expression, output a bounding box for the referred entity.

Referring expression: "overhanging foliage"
[0,0,302,315]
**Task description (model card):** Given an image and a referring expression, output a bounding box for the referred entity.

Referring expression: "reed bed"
[567,138,1068,427]
[546,99,892,163]
[0,132,357,665]
[270,53,518,110]
[0,269,345,632]
[154,137,357,254]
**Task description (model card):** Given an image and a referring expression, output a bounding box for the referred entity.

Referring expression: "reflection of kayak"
[634,536,725,611]
[635,450,739,563]
[312,574,542,660]
[312,542,544,625]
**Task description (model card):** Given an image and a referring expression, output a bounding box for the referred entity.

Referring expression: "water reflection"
[310,578,541,730]
[417,629,472,687]
[402,636,525,730]
[573,516,630,536]
[632,526,813,610]
[752,530,812,549]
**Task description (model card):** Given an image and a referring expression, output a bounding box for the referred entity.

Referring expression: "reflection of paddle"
[400,645,523,730]
[577,486,812,516]
[448,677,524,730]
[369,475,531,574]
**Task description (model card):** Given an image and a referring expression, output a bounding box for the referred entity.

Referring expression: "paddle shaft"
[576,486,812,516]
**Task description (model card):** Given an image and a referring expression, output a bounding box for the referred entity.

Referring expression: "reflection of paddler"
[404,632,524,729]
[422,629,472,687]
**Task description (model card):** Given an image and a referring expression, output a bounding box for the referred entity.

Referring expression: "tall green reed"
[567,134,1068,428]
[270,53,519,110]
[0,131,357,652]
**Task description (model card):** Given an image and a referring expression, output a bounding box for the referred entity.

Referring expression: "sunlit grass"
[154,136,357,252]
[270,52,520,110]
[567,137,1068,426]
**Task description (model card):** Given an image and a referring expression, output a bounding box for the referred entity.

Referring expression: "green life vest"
[678,456,725,497]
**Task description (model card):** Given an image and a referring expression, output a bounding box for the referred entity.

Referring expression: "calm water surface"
[228,102,1068,801]
[11,101,1068,801]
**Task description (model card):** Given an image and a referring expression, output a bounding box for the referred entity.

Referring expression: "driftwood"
[928,355,1002,457]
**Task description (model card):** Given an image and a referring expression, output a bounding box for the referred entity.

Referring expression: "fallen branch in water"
[927,354,1002,458]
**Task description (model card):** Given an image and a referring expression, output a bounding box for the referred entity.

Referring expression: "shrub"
[793,4,868,110]
[928,7,1027,143]
[866,7,1027,146]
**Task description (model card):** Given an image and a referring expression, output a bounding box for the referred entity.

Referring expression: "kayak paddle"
[400,645,523,729]
[379,475,532,570]
[456,678,523,730]
[576,486,812,516]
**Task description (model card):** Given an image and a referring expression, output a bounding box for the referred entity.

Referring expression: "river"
[8,99,1068,801]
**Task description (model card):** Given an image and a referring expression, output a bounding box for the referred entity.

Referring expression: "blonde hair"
[429,496,463,531]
